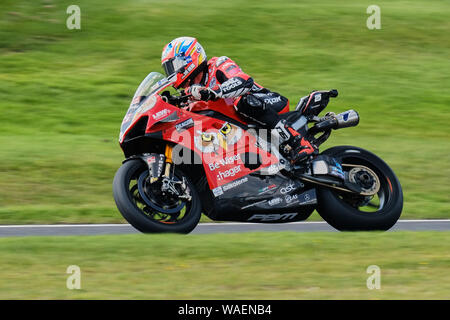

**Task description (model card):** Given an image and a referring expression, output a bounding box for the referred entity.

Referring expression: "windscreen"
[119,72,174,142]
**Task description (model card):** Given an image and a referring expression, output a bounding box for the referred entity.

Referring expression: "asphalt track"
[0,220,449,237]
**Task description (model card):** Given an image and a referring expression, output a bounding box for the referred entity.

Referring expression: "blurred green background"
[0,0,449,223]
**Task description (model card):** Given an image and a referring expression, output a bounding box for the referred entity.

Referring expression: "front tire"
[113,159,202,234]
[316,146,403,231]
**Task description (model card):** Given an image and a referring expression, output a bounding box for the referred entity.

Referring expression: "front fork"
[140,144,192,201]
[163,143,173,179]
[161,144,191,201]
[135,144,191,201]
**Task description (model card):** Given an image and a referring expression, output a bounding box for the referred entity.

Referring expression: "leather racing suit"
[188,56,316,163]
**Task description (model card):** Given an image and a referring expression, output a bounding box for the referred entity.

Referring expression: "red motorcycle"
[113,72,403,233]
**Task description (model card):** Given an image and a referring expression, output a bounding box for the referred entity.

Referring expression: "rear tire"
[113,159,202,234]
[316,146,403,231]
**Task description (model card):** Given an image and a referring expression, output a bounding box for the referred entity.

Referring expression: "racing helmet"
[161,37,207,88]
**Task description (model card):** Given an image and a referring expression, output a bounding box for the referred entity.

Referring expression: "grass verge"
[0,231,449,299]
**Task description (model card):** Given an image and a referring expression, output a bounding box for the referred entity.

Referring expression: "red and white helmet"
[161,37,207,88]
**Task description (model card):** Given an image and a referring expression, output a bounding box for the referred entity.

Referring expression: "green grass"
[0,0,449,223]
[0,231,449,299]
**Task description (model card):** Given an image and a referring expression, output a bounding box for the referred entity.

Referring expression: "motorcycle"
[113,71,403,233]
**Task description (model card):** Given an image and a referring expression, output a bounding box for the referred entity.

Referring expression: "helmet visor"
[162,59,175,77]
[162,55,187,77]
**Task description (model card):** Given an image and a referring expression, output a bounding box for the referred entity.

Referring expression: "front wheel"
[113,159,202,234]
[316,146,403,231]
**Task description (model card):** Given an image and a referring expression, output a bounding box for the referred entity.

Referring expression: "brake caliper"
[161,176,191,201]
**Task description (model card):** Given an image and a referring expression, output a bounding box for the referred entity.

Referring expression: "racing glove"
[188,84,219,101]
[188,76,253,101]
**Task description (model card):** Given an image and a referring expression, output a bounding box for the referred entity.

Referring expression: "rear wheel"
[113,159,201,233]
[316,146,403,231]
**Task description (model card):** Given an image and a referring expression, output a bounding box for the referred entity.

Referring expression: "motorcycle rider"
[161,36,317,164]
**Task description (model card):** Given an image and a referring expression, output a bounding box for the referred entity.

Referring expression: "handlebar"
[161,91,192,107]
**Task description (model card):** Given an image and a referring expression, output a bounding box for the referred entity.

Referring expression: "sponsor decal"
[268,197,282,206]
[146,156,156,164]
[152,108,172,121]
[264,96,282,104]
[258,184,277,195]
[216,165,242,181]
[285,193,299,204]
[182,63,195,76]
[144,153,164,178]
[149,79,170,94]
[276,126,289,141]
[208,154,241,171]
[212,186,224,197]
[221,78,242,93]
[298,190,317,205]
[280,182,296,194]
[175,118,194,132]
[222,177,248,192]
[248,213,298,222]
[314,93,322,102]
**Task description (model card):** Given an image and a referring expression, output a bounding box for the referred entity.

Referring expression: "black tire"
[316,146,403,231]
[113,159,202,234]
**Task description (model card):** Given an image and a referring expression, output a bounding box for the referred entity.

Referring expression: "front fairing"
[119,72,175,143]
[118,73,284,197]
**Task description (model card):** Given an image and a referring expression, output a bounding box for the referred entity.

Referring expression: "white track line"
[0,219,449,228]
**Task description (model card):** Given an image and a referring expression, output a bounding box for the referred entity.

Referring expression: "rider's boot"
[274,120,317,165]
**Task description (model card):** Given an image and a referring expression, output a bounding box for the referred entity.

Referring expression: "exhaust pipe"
[309,109,360,134]
[334,109,359,129]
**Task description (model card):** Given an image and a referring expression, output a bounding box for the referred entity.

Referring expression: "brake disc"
[345,164,380,196]
[137,171,185,214]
